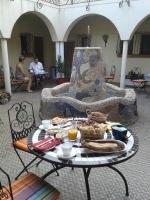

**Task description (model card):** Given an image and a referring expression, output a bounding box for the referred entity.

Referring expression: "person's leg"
[27,76,32,92]
[24,76,32,92]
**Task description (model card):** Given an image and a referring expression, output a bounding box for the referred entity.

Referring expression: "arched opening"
[8,12,56,76]
[64,15,120,82]
[122,15,150,80]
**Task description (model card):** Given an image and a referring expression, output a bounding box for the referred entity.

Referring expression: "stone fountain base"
[39,47,138,125]
[39,82,138,125]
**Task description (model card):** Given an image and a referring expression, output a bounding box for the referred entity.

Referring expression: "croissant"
[89,112,108,123]
[91,112,107,118]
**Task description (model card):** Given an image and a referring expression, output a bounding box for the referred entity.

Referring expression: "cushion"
[132,79,147,83]
[14,137,30,152]
[4,173,60,200]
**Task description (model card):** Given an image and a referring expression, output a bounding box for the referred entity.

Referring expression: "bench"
[11,78,27,92]
[131,79,148,90]
[0,76,27,92]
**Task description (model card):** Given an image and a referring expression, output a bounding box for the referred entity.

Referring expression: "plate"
[57,149,76,160]
[47,128,61,135]
[82,139,126,155]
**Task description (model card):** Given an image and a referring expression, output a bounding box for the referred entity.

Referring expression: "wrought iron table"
[28,120,138,200]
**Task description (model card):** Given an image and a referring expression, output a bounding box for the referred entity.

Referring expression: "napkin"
[32,136,61,152]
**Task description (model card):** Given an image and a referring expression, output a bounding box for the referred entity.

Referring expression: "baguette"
[81,140,124,152]
[87,142,118,152]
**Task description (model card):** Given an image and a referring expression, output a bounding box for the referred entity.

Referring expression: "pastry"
[89,112,108,123]
[52,117,64,124]
[56,131,68,139]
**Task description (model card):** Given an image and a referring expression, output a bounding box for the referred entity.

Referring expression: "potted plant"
[56,55,64,79]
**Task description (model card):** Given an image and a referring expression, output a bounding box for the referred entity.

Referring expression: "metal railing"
[37,0,102,6]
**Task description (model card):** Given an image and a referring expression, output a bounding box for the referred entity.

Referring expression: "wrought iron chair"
[0,166,60,200]
[105,65,116,82]
[130,67,147,90]
[8,101,42,179]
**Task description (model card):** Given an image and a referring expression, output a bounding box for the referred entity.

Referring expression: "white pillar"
[120,40,129,88]
[1,39,11,94]
[55,42,64,61]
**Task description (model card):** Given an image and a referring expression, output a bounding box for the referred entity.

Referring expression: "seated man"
[29,57,46,88]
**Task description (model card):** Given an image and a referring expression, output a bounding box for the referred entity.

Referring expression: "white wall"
[0,0,59,40]
[1,0,150,41]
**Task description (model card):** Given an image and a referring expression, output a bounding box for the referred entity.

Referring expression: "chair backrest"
[10,67,15,79]
[133,66,142,75]
[110,65,116,78]
[0,167,60,200]
[103,64,108,76]
[8,101,36,141]
[0,167,13,200]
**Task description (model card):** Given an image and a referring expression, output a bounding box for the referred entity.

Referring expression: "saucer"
[39,124,53,130]
[57,149,76,160]
[39,125,44,130]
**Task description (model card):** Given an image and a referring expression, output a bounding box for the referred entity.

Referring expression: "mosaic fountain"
[39,47,138,125]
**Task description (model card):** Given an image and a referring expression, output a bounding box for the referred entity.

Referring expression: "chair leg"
[52,164,59,176]
[14,148,39,180]
[15,156,38,180]
[14,148,29,173]
[36,159,43,167]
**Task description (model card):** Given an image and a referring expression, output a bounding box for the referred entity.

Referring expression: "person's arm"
[29,63,34,73]
[18,63,26,76]
[39,62,44,70]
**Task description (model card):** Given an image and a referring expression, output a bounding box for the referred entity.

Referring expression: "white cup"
[42,120,50,129]
[61,143,72,156]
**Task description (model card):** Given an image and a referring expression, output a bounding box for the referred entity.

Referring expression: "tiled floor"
[0,87,150,200]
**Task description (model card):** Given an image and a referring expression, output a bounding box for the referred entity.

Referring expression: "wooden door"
[34,36,44,64]
[64,41,75,78]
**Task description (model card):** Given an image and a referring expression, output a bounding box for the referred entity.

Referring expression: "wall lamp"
[37,0,43,9]
[102,34,109,47]
[119,0,130,8]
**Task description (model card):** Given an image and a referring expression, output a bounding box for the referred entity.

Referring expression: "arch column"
[1,39,11,94]
[55,42,64,62]
[120,40,129,88]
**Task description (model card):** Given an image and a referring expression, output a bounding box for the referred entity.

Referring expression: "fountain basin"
[39,82,138,125]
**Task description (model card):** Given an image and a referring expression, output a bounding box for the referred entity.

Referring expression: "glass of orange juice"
[68,128,78,141]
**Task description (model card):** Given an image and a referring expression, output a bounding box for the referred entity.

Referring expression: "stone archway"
[9,12,56,73]
[122,14,150,78]
[64,14,120,83]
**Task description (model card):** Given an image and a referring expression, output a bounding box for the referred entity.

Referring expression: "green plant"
[64,67,71,78]
[56,55,64,73]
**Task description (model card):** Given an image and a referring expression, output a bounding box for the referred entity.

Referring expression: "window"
[75,33,91,47]
[20,33,33,56]
[117,33,150,56]
[20,33,44,61]
[140,34,150,55]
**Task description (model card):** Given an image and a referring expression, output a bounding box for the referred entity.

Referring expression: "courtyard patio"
[0,87,150,200]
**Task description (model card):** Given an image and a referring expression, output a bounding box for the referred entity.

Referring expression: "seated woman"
[15,56,32,92]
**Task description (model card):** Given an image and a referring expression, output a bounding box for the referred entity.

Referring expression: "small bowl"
[42,120,50,129]
[61,143,72,156]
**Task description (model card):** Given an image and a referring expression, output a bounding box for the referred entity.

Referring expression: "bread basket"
[79,123,107,140]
